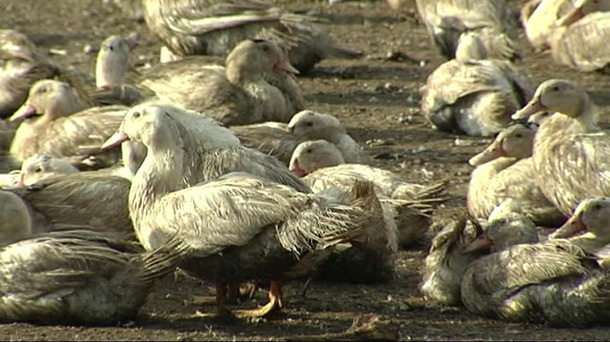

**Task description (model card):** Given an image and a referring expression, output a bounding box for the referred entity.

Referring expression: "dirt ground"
[3,0,610,340]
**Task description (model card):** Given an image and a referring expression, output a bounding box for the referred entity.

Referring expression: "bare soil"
[3,0,610,340]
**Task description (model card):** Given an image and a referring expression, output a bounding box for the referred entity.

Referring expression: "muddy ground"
[3,0,610,340]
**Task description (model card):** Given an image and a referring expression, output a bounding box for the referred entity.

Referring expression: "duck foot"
[233,280,283,318]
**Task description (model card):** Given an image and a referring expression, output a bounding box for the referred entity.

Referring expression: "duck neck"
[129,129,185,228]
[572,98,598,130]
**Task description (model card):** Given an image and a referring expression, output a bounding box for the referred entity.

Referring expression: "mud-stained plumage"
[420,211,482,305]
[415,0,519,60]
[289,139,446,247]
[10,172,132,238]
[0,30,60,118]
[421,52,534,136]
[512,79,610,216]
[467,122,565,226]
[0,230,185,325]
[461,196,610,327]
[141,0,361,72]
[102,105,379,314]
[136,39,302,126]
[8,80,125,168]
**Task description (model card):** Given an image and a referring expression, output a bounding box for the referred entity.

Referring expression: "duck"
[141,0,361,72]
[287,110,369,164]
[289,139,446,247]
[0,29,60,118]
[0,229,185,325]
[230,109,366,165]
[512,79,609,216]
[460,196,610,327]
[102,101,309,193]
[0,190,32,246]
[136,39,302,126]
[10,171,133,239]
[521,0,574,50]
[18,154,78,186]
[421,200,539,306]
[101,106,379,316]
[550,0,610,72]
[420,33,534,137]
[8,79,126,169]
[415,0,520,60]
[467,121,565,227]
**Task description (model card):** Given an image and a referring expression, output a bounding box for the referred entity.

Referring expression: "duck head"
[289,140,345,177]
[225,39,299,83]
[455,32,488,62]
[462,199,539,253]
[19,154,78,187]
[96,35,135,89]
[512,79,594,124]
[469,121,538,166]
[286,110,346,142]
[102,103,181,152]
[9,80,84,124]
[552,197,610,244]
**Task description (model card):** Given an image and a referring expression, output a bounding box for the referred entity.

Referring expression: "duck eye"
[552,86,560,92]
[593,204,602,211]
[515,133,523,138]
[36,87,48,94]
[132,111,141,118]
[35,167,42,173]
[305,122,313,127]
[306,149,312,153]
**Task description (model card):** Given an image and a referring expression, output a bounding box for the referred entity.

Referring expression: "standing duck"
[137,39,302,126]
[0,229,184,325]
[141,0,361,72]
[101,105,378,316]
[467,121,565,226]
[512,79,609,216]
[550,0,610,72]
[102,102,309,193]
[8,79,125,169]
[415,0,519,60]
[0,29,60,118]
[421,33,534,137]
[461,196,610,327]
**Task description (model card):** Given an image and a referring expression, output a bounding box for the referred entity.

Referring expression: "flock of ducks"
[0,0,610,330]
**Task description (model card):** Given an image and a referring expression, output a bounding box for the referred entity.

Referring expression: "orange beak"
[461,234,493,254]
[468,139,507,166]
[512,96,547,120]
[552,212,586,239]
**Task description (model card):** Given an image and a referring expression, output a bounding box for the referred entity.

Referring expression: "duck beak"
[9,103,37,122]
[552,212,586,239]
[468,139,506,166]
[289,159,308,178]
[512,96,547,120]
[461,234,493,254]
[273,59,299,75]
[101,131,129,150]
[556,7,586,27]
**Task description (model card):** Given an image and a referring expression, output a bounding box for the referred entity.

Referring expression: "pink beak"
[289,159,308,178]
[552,212,586,239]
[9,104,37,122]
[556,7,586,27]
[273,59,300,75]
[101,132,129,150]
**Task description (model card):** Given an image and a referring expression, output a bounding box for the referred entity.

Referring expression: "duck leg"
[233,280,284,318]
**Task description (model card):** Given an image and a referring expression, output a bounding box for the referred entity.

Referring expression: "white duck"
[101,104,379,316]
[0,229,184,325]
[467,121,565,226]
[512,79,610,216]
[8,79,125,168]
